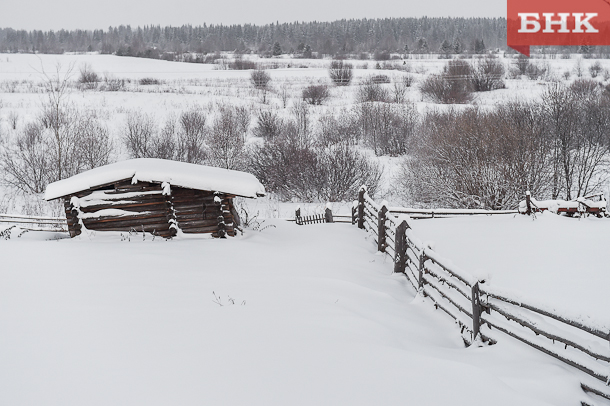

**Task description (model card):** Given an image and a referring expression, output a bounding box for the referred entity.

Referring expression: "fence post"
[351,202,357,225]
[325,206,334,223]
[393,220,407,273]
[418,251,427,290]
[471,282,482,341]
[377,205,388,252]
[525,191,532,215]
[357,188,365,229]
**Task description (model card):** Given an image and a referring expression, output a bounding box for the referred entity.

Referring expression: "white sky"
[1,0,507,31]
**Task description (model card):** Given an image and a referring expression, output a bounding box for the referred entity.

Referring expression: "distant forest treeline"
[0,18,507,59]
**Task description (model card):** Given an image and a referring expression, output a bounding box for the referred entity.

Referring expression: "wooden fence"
[355,187,610,404]
[294,207,352,225]
[0,213,67,232]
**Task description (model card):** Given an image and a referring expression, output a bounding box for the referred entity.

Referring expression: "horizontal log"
[486,300,610,363]
[479,287,609,341]
[86,222,172,232]
[172,201,227,210]
[174,207,223,216]
[83,216,170,229]
[80,201,169,213]
[82,211,169,223]
[81,193,165,203]
[481,314,607,382]
[181,224,235,233]
[177,219,223,228]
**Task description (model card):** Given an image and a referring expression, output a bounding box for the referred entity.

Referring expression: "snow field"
[0,220,600,405]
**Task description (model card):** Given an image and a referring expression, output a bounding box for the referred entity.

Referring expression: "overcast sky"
[1,0,507,31]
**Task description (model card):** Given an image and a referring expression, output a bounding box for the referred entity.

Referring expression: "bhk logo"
[507,0,610,56]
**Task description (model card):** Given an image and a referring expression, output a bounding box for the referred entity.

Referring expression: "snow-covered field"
[2,52,610,404]
[0,220,600,406]
[410,212,610,327]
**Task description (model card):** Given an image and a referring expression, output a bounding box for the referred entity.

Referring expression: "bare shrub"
[302,84,330,105]
[279,84,290,108]
[419,59,474,104]
[177,109,207,163]
[589,61,603,78]
[78,63,100,90]
[318,145,383,201]
[103,74,127,91]
[139,77,161,85]
[419,74,472,104]
[356,78,390,103]
[371,74,391,84]
[317,109,360,146]
[229,57,256,70]
[525,62,547,80]
[207,105,248,169]
[73,112,114,169]
[541,82,610,199]
[356,102,418,156]
[8,111,18,130]
[511,54,530,77]
[248,138,382,202]
[329,60,353,86]
[123,111,157,158]
[250,68,271,89]
[0,122,52,194]
[253,109,284,138]
[400,103,551,209]
[392,75,414,103]
[569,79,600,99]
[471,56,505,91]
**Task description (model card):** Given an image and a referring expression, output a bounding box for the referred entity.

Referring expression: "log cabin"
[44,158,266,238]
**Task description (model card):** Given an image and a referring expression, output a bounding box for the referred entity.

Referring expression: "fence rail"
[354,187,610,403]
[389,207,518,219]
[0,213,67,231]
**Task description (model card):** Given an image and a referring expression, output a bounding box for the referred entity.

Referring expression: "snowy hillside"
[0,220,601,406]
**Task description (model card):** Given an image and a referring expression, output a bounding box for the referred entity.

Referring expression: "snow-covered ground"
[0,220,601,405]
[410,212,610,327]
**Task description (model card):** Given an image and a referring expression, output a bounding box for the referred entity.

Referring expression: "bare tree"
[0,122,52,194]
[122,111,157,159]
[38,62,80,180]
[73,111,114,169]
[207,105,248,169]
[177,109,207,163]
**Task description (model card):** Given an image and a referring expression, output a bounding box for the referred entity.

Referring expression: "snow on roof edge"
[44,158,266,201]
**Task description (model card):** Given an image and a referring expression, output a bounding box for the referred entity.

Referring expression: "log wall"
[63,180,236,238]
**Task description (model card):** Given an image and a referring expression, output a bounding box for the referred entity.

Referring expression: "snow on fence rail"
[354,187,610,403]
[388,207,518,219]
[0,213,67,231]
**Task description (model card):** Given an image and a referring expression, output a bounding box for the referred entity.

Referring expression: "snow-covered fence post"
[377,205,388,252]
[295,207,301,219]
[393,220,408,273]
[357,187,366,229]
[351,201,357,225]
[525,191,532,215]
[325,204,334,223]
[471,282,482,341]
[417,252,427,290]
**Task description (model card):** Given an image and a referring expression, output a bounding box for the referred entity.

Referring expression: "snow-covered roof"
[44,158,266,200]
